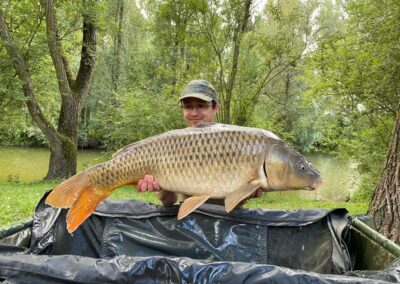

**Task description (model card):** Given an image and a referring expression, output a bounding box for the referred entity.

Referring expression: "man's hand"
[137,174,161,192]
[136,175,178,206]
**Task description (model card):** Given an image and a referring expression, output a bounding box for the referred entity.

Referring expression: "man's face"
[181,97,219,126]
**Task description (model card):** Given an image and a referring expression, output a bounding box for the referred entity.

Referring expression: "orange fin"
[66,186,111,233]
[45,171,91,208]
[225,180,261,213]
[177,195,210,220]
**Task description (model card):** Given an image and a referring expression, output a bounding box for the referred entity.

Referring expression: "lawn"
[0,181,369,228]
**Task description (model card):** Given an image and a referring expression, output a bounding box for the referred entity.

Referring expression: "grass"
[0,181,57,227]
[0,181,369,228]
[246,193,369,214]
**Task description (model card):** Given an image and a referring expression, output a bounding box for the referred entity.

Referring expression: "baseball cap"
[179,80,218,103]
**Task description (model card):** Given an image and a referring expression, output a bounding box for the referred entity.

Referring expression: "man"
[137,79,262,206]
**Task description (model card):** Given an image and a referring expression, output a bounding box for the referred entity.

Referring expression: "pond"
[0,146,359,201]
[286,152,359,201]
[0,146,108,183]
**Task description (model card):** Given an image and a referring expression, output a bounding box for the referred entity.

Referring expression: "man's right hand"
[136,175,177,206]
[137,174,161,192]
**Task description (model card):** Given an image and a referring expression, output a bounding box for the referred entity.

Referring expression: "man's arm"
[156,190,178,206]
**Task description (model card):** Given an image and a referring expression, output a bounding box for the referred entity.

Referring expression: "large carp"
[46,123,322,233]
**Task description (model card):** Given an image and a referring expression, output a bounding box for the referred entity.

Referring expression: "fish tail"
[45,171,92,208]
[45,170,111,233]
[66,186,110,233]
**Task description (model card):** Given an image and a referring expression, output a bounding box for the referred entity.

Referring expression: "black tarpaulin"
[0,190,399,283]
[0,254,396,284]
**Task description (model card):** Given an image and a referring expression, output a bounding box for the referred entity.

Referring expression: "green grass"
[0,181,369,228]
[246,192,369,214]
[0,181,57,227]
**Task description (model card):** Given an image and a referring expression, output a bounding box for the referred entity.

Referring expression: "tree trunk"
[44,0,96,179]
[0,1,97,180]
[367,99,400,244]
[223,0,252,124]
[46,136,77,178]
[111,0,124,92]
[282,73,292,133]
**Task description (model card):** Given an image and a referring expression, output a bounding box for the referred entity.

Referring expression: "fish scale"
[46,123,322,233]
[91,127,261,193]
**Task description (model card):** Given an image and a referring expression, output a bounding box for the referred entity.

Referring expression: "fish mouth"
[307,179,323,191]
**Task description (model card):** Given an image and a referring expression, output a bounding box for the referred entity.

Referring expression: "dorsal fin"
[112,133,165,158]
[112,124,215,158]
[112,141,140,158]
[192,122,215,128]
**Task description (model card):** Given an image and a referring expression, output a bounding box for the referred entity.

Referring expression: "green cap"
[179,80,218,103]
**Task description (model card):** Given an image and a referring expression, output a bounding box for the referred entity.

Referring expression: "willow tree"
[152,0,209,93]
[194,0,253,124]
[110,0,124,92]
[232,0,321,127]
[0,0,97,179]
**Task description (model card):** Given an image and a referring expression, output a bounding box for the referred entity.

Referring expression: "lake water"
[0,146,108,182]
[0,146,359,201]
[288,152,359,201]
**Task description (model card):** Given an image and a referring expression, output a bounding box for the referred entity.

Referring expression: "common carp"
[46,123,322,233]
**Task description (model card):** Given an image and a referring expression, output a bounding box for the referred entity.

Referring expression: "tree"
[85,0,187,151]
[0,0,97,179]
[368,100,400,243]
[110,0,124,92]
[195,0,252,124]
[221,0,252,124]
[152,0,209,93]
[358,0,399,245]
[303,0,400,241]
[232,0,327,138]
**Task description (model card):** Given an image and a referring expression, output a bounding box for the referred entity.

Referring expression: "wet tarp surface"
[0,191,399,283]
[1,254,399,284]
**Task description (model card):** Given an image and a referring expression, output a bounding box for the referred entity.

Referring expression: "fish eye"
[300,163,306,171]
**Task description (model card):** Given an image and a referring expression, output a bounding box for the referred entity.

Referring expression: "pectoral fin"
[177,195,211,220]
[225,180,261,213]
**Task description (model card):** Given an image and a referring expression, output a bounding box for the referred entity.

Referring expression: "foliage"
[303,0,399,199]
[0,1,55,146]
[95,90,185,152]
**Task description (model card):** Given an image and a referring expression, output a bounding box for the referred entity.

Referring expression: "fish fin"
[225,181,261,213]
[112,133,164,158]
[45,171,91,208]
[66,187,111,233]
[192,122,215,128]
[177,195,211,220]
[112,143,137,158]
